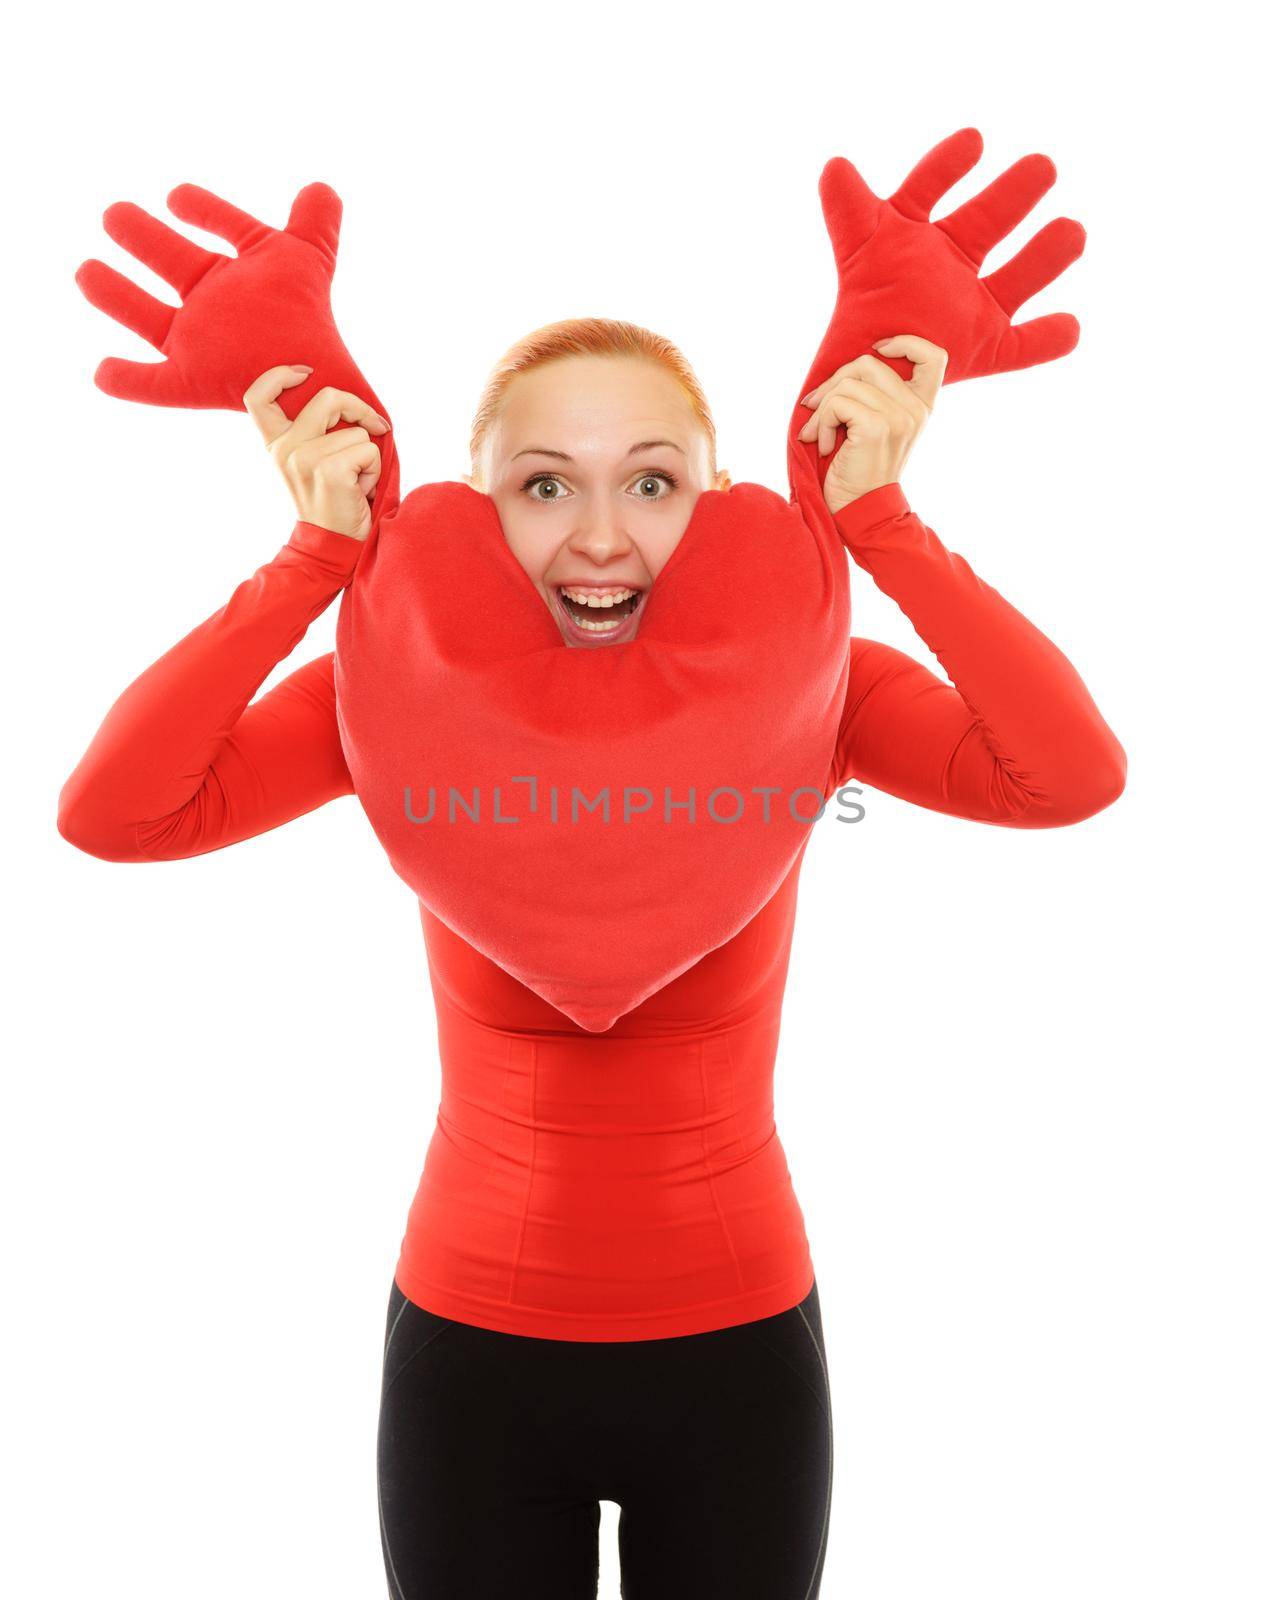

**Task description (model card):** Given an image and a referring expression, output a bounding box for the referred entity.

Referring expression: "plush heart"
[332,477,851,1031]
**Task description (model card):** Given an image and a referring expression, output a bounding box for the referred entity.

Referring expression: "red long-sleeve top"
[57,482,1125,1340]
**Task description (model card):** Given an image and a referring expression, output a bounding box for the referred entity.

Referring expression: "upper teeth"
[560,586,637,608]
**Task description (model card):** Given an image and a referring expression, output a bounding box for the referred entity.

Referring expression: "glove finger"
[994,311,1081,374]
[286,183,342,266]
[167,184,271,252]
[101,201,220,298]
[817,156,881,266]
[982,217,1086,317]
[888,126,984,223]
[937,151,1058,266]
[94,355,182,406]
[75,259,176,350]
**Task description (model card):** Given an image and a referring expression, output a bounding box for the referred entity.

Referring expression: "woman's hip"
[376,1275,832,1598]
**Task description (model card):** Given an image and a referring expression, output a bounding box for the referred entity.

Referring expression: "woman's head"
[465,318,731,649]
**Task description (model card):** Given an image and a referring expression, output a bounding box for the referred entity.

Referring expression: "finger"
[871,335,948,409]
[994,312,1081,374]
[166,184,270,252]
[801,364,856,407]
[888,126,984,222]
[937,151,1058,266]
[982,217,1086,317]
[286,183,342,266]
[798,393,838,440]
[817,391,875,458]
[802,354,897,409]
[818,354,932,423]
[289,386,391,445]
[329,437,382,474]
[75,259,176,350]
[244,365,318,446]
[101,201,221,298]
[803,386,884,458]
[804,337,944,408]
[288,426,376,466]
[312,435,383,485]
[798,376,899,442]
[94,355,181,406]
[817,155,882,268]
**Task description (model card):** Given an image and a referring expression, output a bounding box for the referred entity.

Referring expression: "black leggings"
[377,1277,833,1599]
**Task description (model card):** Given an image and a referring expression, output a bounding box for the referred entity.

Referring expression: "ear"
[714,467,733,492]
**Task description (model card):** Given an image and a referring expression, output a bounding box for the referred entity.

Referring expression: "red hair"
[466,317,731,492]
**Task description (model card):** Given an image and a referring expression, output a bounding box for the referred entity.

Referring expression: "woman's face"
[477,354,715,648]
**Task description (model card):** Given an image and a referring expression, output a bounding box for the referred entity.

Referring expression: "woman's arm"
[57,521,360,861]
[58,365,390,862]
[829,483,1126,827]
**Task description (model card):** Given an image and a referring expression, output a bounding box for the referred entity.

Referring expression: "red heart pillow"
[333,477,851,1031]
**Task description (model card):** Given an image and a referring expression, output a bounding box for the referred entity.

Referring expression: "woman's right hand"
[244,364,391,542]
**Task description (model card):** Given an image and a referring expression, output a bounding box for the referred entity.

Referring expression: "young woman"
[58,316,1125,1599]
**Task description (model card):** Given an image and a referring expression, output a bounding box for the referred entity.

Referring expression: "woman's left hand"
[798,334,947,515]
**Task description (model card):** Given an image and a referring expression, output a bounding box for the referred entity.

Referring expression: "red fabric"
[56,487,1124,1338]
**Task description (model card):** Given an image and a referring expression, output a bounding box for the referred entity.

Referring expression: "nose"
[568,491,635,566]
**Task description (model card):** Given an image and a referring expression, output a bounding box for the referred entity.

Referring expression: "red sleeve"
[827,483,1126,827]
[57,521,363,862]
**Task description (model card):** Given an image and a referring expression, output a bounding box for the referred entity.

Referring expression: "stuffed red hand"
[75,181,400,523]
[786,126,1085,510]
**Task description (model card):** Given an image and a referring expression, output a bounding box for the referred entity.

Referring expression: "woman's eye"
[632,471,679,498]
[523,475,570,501]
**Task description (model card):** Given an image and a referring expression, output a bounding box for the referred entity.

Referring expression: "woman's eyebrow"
[511,440,686,462]
[626,440,685,458]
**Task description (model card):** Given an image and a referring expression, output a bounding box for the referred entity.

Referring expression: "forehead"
[495,355,699,442]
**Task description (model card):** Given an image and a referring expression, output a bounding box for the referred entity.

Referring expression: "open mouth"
[556,584,645,638]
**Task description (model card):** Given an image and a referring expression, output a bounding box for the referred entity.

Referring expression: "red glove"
[787,126,1086,513]
[75,181,400,524]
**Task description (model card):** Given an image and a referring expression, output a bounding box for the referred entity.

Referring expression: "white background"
[6,3,1258,1597]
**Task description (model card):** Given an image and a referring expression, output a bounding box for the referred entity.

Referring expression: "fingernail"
[293,364,314,373]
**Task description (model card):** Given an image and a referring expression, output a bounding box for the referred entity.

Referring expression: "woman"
[57,316,1125,1599]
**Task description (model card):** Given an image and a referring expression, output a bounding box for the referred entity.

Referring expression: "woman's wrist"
[286,519,368,580]
[831,481,912,542]
[827,475,905,517]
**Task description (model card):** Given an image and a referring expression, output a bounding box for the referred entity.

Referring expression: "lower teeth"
[562,593,641,631]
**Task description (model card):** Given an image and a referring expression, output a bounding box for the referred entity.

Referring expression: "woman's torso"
[394,844,816,1340]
